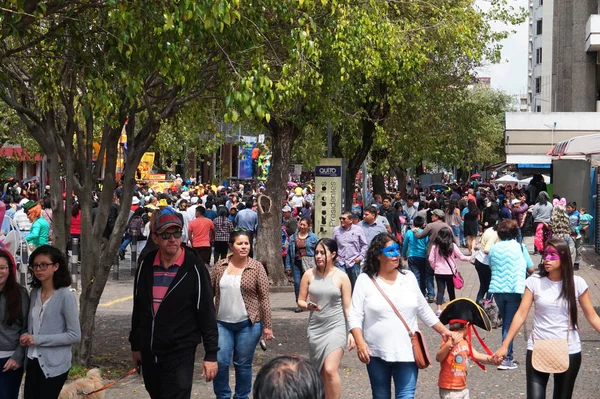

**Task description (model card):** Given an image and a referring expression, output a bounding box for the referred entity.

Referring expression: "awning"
[548,133,600,157]
[0,146,42,162]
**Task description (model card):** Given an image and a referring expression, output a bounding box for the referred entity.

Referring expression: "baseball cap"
[282,206,292,212]
[132,197,140,205]
[511,199,521,205]
[153,211,183,234]
[158,199,168,207]
[432,209,445,218]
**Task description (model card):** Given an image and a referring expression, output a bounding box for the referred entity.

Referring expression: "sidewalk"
[89,236,600,398]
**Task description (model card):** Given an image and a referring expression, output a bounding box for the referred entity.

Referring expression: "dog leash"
[78,367,138,396]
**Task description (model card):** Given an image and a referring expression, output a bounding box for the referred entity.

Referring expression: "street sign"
[315,158,343,239]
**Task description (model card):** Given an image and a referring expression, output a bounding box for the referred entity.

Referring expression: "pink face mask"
[543,249,560,261]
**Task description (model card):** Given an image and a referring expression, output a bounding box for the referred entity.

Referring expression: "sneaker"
[427,297,435,303]
[294,307,303,313]
[497,358,518,370]
[435,310,442,317]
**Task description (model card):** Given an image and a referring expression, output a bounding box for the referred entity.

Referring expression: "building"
[528,0,553,112]
[553,0,598,112]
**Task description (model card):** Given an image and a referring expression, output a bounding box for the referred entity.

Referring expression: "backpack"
[127,215,145,236]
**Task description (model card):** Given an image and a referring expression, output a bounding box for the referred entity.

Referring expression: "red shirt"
[70,214,81,235]
[188,217,215,248]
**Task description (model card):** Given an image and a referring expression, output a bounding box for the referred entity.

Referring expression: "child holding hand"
[437,321,495,399]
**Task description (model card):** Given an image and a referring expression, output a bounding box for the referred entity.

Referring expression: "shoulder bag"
[531,316,570,373]
[446,259,464,290]
[369,276,431,369]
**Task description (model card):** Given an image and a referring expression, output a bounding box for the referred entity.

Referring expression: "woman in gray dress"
[298,238,355,399]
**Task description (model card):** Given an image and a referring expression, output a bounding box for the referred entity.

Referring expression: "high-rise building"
[553,0,599,112]
[528,0,553,112]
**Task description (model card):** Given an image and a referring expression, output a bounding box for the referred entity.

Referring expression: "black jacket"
[129,245,219,362]
[381,207,401,236]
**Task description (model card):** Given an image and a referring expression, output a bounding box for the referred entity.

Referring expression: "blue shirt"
[402,229,428,259]
[205,209,218,221]
[235,208,258,232]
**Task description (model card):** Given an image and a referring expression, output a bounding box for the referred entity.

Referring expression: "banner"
[137,152,155,180]
[315,159,343,239]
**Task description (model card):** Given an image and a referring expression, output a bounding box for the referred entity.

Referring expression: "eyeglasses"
[0,266,9,272]
[339,217,347,221]
[156,231,183,240]
[29,262,55,271]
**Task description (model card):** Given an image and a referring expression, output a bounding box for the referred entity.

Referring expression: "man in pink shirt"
[188,206,215,265]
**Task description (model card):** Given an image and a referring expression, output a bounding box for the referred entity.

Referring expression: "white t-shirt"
[348,271,439,362]
[526,274,589,354]
[290,195,304,208]
[217,271,249,323]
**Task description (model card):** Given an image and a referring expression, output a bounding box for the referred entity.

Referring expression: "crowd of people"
[1,174,600,399]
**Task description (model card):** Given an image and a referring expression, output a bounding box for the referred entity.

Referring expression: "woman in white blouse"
[349,233,451,399]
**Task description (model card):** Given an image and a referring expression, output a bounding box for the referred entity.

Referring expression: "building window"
[535,77,541,94]
[536,48,543,64]
[536,20,543,35]
[536,105,542,112]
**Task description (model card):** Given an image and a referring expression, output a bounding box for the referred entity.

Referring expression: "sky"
[475,0,529,95]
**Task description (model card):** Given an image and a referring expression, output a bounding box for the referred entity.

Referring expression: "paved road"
[88,237,600,398]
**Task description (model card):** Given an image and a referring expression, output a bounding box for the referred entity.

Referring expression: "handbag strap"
[369,276,414,337]
[445,258,458,277]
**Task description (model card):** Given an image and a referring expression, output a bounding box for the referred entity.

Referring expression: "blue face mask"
[381,243,401,258]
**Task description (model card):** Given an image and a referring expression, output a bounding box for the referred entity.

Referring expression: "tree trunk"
[372,173,386,196]
[256,121,297,285]
[392,166,408,199]
[343,165,360,211]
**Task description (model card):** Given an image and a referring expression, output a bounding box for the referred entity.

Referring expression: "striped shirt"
[152,249,185,314]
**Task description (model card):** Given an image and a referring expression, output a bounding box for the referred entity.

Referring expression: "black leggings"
[435,274,455,305]
[213,241,229,264]
[526,350,581,399]
[474,259,491,303]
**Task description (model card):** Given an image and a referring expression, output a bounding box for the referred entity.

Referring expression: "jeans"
[24,358,69,399]
[366,357,418,399]
[473,260,492,303]
[451,225,461,245]
[526,350,581,399]
[408,257,433,299]
[119,232,132,253]
[494,293,522,361]
[141,350,195,399]
[214,319,263,399]
[293,259,304,301]
[425,261,435,298]
[435,274,455,305]
[0,356,24,399]
[344,262,361,290]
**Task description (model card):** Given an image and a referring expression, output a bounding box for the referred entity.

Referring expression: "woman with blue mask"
[349,233,452,399]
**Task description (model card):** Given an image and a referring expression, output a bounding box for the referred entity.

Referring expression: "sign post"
[315,158,344,240]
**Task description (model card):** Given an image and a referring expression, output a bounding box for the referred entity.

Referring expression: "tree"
[0,1,234,364]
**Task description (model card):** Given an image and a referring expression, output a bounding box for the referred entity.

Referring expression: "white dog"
[59,368,105,399]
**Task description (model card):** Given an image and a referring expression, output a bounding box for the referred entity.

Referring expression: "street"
[87,237,600,398]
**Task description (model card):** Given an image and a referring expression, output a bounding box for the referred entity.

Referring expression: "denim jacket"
[285,231,318,270]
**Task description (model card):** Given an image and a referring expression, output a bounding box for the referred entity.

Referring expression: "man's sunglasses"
[156,231,183,240]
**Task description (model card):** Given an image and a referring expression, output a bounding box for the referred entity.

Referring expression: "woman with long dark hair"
[428,227,470,317]
[211,229,273,399]
[494,239,600,398]
[21,245,81,399]
[297,238,354,399]
[287,218,319,312]
[444,199,462,242]
[349,233,451,398]
[0,249,29,399]
[462,199,479,255]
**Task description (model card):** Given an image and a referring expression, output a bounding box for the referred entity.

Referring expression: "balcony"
[585,15,600,52]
